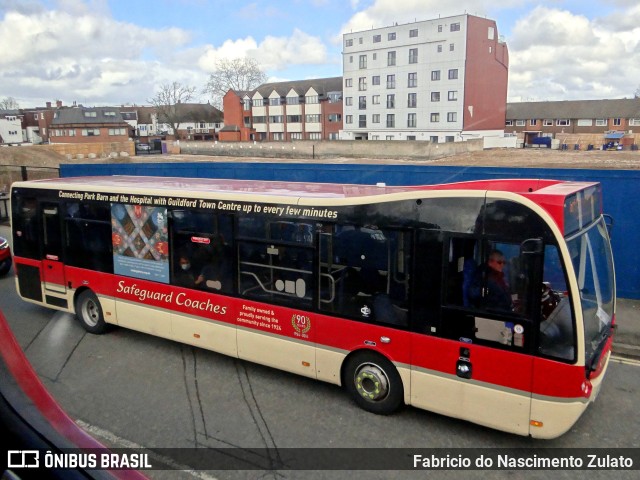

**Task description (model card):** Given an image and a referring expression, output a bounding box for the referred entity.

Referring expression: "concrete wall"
[178,139,484,160]
[60,161,640,299]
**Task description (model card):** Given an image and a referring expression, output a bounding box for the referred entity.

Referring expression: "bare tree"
[204,58,267,108]
[148,82,197,139]
[0,96,19,110]
[635,85,640,99]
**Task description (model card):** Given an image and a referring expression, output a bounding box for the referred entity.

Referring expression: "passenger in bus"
[195,237,230,292]
[174,253,197,288]
[469,250,514,312]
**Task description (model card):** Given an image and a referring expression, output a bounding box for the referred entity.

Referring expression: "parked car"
[0,235,12,276]
[135,143,151,152]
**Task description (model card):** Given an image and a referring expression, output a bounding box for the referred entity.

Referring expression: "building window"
[450,43,455,51]
[359,37,363,44]
[358,77,367,91]
[372,114,380,123]
[431,92,440,102]
[83,111,97,118]
[387,75,396,89]
[272,133,284,141]
[359,55,367,69]
[68,129,76,136]
[595,119,607,126]
[407,113,417,128]
[577,119,592,127]
[629,118,640,126]
[407,93,417,108]
[81,128,100,136]
[409,48,418,64]
[359,115,367,128]
[505,120,513,126]
[372,75,380,85]
[387,94,395,109]
[306,95,319,104]
[516,120,525,126]
[373,34,381,43]
[309,133,322,140]
[290,133,303,140]
[269,115,283,123]
[269,97,280,106]
[386,114,395,128]
[446,136,455,142]
[409,29,418,38]
[287,115,302,123]
[328,113,342,123]
[372,95,380,105]
[359,96,367,109]
[329,133,339,140]
[388,32,396,40]
[408,72,417,87]
[437,45,443,53]
[447,112,457,122]
[345,97,353,106]
[431,70,441,81]
[543,119,553,126]
[345,115,353,124]
[328,92,342,103]
[346,39,353,47]
[387,51,396,66]
[305,114,321,123]
[613,118,622,126]
[345,78,353,87]
[448,69,458,80]
[287,96,300,105]
[108,128,126,135]
[243,99,251,110]
[450,23,460,32]
[556,119,570,126]
[530,119,538,126]
[430,136,439,143]
[430,113,440,123]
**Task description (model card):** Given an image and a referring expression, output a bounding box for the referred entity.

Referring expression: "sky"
[0,0,639,108]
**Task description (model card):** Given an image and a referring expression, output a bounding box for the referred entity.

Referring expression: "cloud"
[196,29,328,72]
[507,6,640,100]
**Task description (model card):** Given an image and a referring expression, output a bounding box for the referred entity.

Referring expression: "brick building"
[220,77,343,142]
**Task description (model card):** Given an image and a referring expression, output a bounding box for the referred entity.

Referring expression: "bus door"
[41,202,67,296]
[410,233,538,436]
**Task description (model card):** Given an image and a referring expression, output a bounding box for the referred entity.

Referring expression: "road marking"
[610,355,640,367]
[75,419,218,480]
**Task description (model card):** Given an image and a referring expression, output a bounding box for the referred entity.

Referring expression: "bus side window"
[12,196,40,259]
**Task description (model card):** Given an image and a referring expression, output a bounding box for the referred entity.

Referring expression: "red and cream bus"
[10,176,615,439]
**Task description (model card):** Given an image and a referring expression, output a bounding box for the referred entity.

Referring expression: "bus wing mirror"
[603,214,614,238]
[520,238,543,255]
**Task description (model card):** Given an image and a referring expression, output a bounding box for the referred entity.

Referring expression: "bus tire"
[75,290,108,334]
[0,258,11,276]
[344,351,404,415]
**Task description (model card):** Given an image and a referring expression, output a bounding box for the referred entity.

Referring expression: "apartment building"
[506,98,640,146]
[220,77,343,142]
[342,14,508,142]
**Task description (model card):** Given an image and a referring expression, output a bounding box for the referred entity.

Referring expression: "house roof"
[237,76,343,99]
[51,106,127,126]
[506,98,640,119]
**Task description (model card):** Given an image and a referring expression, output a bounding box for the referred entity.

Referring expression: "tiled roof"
[507,98,640,119]
[51,106,126,125]
[239,77,343,98]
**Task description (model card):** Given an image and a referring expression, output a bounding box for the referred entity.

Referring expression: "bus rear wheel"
[344,351,403,415]
[75,290,107,334]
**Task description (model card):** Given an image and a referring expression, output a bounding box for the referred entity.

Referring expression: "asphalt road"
[0,254,639,479]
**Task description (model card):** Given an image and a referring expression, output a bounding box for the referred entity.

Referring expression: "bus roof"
[17,176,597,200]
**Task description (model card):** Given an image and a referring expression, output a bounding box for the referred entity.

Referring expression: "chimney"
[56,100,62,108]
[46,102,52,108]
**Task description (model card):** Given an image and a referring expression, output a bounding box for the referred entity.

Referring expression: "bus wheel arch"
[74,288,108,334]
[342,349,404,415]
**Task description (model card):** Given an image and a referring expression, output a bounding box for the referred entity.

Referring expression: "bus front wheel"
[344,351,404,415]
[75,290,107,334]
